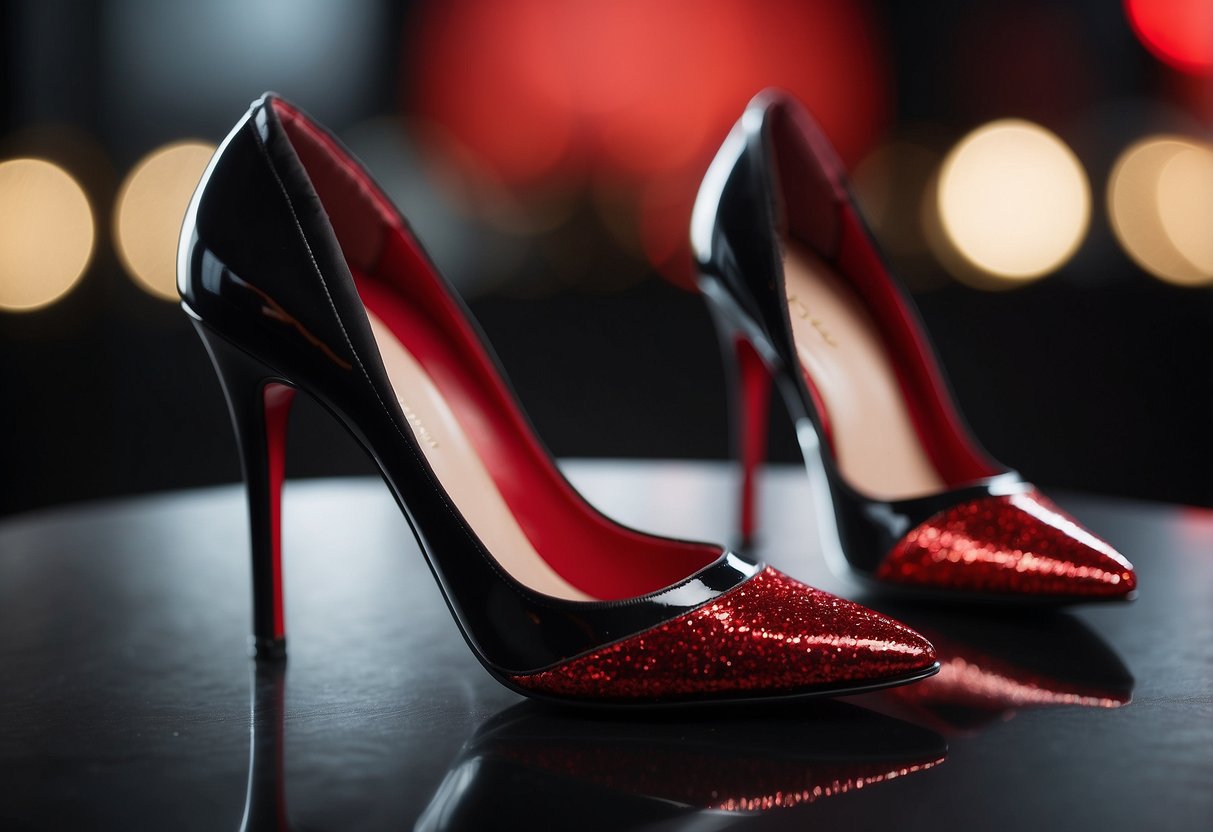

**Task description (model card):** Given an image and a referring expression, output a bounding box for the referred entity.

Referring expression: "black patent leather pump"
[692,91,1137,603]
[177,94,939,705]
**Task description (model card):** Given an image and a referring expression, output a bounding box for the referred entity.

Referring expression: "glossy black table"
[1,461,1210,830]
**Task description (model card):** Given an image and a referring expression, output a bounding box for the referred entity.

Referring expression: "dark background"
[1,0,1210,518]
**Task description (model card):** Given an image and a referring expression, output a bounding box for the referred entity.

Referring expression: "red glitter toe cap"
[875,490,1137,599]
[510,567,937,703]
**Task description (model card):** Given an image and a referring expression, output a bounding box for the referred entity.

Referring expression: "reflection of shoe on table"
[416,700,946,829]
[0,470,1203,829]
[239,664,291,832]
[858,606,1134,734]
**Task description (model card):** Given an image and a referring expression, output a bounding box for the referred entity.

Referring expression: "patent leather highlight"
[693,91,1137,601]
[179,93,939,703]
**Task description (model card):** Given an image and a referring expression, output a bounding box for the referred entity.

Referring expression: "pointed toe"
[1117,562,1138,595]
[882,620,938,673]
[876,490,1137,601]
[511,567,937,704]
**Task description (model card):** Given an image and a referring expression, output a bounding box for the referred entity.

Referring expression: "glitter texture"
[511,567,937,702]
[876,490,1137,598]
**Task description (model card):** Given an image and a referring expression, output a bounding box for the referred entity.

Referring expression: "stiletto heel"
[178,93,938,704]
[710,309,772,550]
[693,91,1137,603]
[195,323,295,660]
[735,337,771,550]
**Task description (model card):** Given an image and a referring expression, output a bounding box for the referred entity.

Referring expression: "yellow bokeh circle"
[114,141,216,300]
[0,158,95,312]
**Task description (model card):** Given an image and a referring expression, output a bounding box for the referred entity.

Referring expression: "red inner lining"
[768,103,998,487]
[263,383,295,640]
[271,100,720,600]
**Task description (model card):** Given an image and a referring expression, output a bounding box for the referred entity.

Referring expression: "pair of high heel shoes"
[178,91,1136,706]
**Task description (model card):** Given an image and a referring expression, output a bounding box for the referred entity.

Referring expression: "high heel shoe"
[177,93,939,705]
[692,91,1137,603]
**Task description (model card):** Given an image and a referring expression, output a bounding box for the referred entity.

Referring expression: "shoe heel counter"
[177,98,358,379]
[178,105,263,319]
[692,110,790,376]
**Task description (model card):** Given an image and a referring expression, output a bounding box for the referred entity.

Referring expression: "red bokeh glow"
[407,0,888,285]
[1125,0,1213,75]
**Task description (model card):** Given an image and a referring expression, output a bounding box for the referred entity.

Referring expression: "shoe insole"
[783,241,945,500]
[365,310,596,602]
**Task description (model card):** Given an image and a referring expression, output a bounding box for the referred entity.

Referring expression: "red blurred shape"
[409,0,575,184]
[407,0,888,286]
[893,656,1129,712]
[1125,0,1213,75]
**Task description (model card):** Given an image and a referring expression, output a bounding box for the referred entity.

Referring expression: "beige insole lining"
[366,312,595,602]
[783,242,945,500]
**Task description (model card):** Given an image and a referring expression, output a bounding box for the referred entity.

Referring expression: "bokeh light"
[409,0,889,286]
[852,138,947,291]
[1108,136,1213,287]
[1124,0,1213,76]
[0,159,94,312]
[936,120,1090,285]
[853,141,938,254]
[114,141,215,300]
[1156,142,1213,276]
